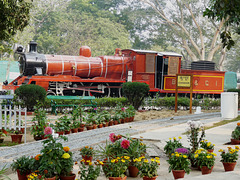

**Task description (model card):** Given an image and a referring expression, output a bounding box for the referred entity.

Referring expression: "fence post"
[0,105,2,130]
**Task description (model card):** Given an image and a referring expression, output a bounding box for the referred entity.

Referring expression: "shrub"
[14,84,46,111]
[122,82,150,110]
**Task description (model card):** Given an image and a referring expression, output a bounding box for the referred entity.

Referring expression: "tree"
[0,0,32,57]
[204,0,240,50]
[141,0,227,69]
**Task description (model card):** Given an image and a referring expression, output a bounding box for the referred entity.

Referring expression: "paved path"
[3,112,240,180]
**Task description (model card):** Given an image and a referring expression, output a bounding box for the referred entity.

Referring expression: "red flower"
[44,127,52,135]
[121,139,130,149]
[44,170,48,174]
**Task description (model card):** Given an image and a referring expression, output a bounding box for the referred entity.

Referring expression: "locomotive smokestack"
[29,40,37,53]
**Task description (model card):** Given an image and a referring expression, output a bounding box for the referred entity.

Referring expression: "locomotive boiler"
[3,41,225,96]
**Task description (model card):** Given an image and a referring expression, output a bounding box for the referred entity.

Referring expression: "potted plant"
[200,139,215,152]
[80,146,95,165]
[59,147,75,180]
[167,151,191,179]
[77,160,101,180]
[70,120,79,133]
[127,105,136,122]
[38,127,68,179]
[53,121,65,136]
[9,128,23,144]
[135,157,160,180]
[194,149,216,175]
[58,114,71,134]
[101,110,111,127]
[102,156,129,180]
[11,155,32,180]
[164,137,183,157]
[231,123,240,144]
[0,130,6,143]
[30,104,48,140]
[219,146,239,171]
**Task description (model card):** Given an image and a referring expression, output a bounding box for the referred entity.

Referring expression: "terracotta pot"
[128,166,139,177]
[103,122,109,127]
[143,176,157,180]
[34,135,42,141]
[82,155,93,165]
[0,138,4,143]
[80,124,85,128]
[93,124,97,129]
[45,176,56,180]
[78,127,84,132]
[71,128,78,133]
[124,117,129,123]
[113,120,119,125]
[222,162,237,171]
[98,124,103,128]
[57,131,64,136]
[59,173,76,180]
[108,176,127,180]
[120,119,125,123]
[172,170,185,179]
[231,139,240,145]
[86,125,93,130]
[201,166,213,175]
[17,169,28,180]
[108,121,113,126]
[11,134,23,144]
[207,149,214,153]
[130,116,134,121]
[64,130,71,135]
[20,128,25,134]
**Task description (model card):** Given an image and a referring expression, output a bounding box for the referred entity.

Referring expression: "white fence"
[0,105,27,143]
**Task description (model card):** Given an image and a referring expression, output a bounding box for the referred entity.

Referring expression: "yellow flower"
[111,159,115,163]
[121,159,126,163]
[219,149,223,152]
[169,138,172,140]
[173,137,176,140]
[212,153,217,156]
[99,161,104,165]
[194,154,199,158]
[155,157,160,160]
[178,136,182,139]
[183,155,187,158]
[175,154,179,157]
[206,155,211,159]
[235,146,240,150]
[151,158,155,161]
[62,153,70,159]
[89,162,92,165]
[144,159,148,163]
[117,157,120,160]
[156,160,160,163]
[124,156,130,160]
[207,142,211,147]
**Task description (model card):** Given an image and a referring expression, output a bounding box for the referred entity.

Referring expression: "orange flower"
[75,161,78,165]
[85,146,88,148]
[35,154,41,161]
[237,122,240,126]
[63,146,70,152]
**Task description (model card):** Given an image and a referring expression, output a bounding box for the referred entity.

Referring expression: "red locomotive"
[3,41,225,96]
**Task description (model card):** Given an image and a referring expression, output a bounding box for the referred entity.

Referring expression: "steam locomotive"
[3,41,225,97]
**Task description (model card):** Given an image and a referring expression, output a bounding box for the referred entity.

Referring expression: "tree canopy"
[204,0,240,49]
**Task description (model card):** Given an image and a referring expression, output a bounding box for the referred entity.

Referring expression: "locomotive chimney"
[115,48,122,56]
[79,46,91,57]
[29,40,37,53]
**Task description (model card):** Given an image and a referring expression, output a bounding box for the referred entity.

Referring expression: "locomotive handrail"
[47,95,97,115]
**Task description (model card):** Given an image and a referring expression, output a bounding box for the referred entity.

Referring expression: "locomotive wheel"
[88,83,111,97]
[47,90,56,96]
[63,82,86,96]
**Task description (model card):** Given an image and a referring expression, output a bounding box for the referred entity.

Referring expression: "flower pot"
[103,122,109,127]
[128,166,139,177]
[113,120,119,125]
[130,116,134,121]
[11,134,23,144]
[45,176,56,180]
[59,173,76,180]
[86,125,93,130]
[82,155,93,165]
[201,166,213,175]
[64,130,71,135]
[0,138,4,143]
[98,124,103,128]
[80,124,85,128]
[109,176,127,180]
[41,135,48,139]
[17,169,28,180]
[172,170,185,179]
[143,176,157,180]
[93,124,97,129]
[120,119,125,123]
[71,128,78,133]
[222,162,237,171]
[108,121,113,126]
[207,149,214,153]
[57,131,64,136]
[78,127,84,132]
[231,139,240,145]
[124,117,129,123]
[34,135,42,141]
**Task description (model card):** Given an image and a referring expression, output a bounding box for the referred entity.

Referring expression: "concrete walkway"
[4,113,240,180]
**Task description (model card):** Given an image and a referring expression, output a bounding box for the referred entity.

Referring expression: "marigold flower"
[194,154,199,158]
[34,154,41,161]
[169,138,171,140]
[178,136,182,139]
[85,146,88,148]
[155,157,160,160]
[89,162,92,165]
[124,156,130,159]
[237,122,240,126]
[156,160,160,164]
[219,149,223,152]
[144,159,148,163]
[75,161,78,165]
[62,153,70,159]
[151,158,155,161]
[63,146,70,152]
[235,146,240,150]
[173,137,176,140]
[183,155,187,158]
[121,159,126,163]
[111,159,115,163]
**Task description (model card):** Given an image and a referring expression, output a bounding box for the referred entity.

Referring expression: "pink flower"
[121,107,125,111]
[44,127,53,135]
[109,133,116,143]
[121,139,130,149]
